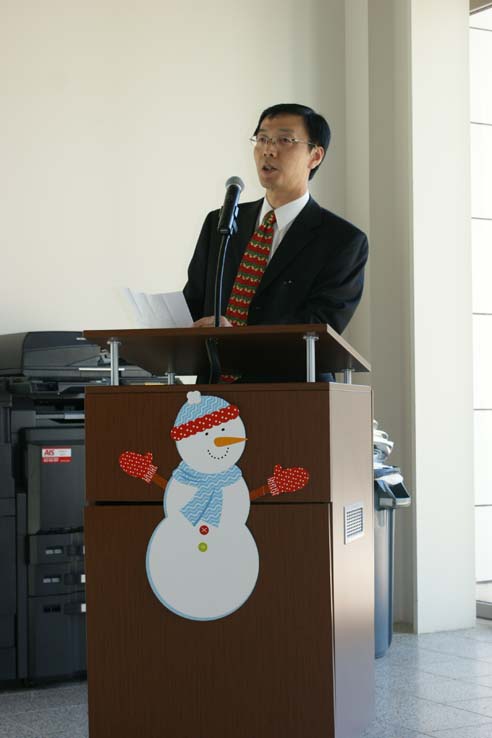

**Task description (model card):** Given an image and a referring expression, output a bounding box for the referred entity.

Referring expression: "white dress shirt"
[257,191,310,262]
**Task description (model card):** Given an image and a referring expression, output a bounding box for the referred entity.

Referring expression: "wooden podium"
[83,325,374,738]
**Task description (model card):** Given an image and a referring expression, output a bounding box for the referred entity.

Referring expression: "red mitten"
[119,451,158,484]
[267,464,310,496]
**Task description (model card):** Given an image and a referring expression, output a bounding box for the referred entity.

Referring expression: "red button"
[199,525,209,535]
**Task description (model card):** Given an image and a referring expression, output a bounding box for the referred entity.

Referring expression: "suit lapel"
[221,199,262,311]
[257,197,323,295]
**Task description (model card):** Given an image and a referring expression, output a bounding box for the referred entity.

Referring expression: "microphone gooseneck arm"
[213,232,231,329]
[213,176,244,329]
[207,176,245,382]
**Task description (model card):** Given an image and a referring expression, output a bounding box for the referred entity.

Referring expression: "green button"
[198,542,208,552]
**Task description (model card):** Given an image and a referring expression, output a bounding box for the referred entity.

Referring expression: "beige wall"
[0,0,349,334]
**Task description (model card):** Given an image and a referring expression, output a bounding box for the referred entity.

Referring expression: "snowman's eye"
[205,432,209,436]
[221,427,225,431]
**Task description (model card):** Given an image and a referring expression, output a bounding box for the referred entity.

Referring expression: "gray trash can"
[373,432,411,658]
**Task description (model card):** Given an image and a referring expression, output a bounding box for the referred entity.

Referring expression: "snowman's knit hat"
[171,391,239,441]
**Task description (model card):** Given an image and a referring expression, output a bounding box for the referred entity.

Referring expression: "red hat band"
[171,405,240,441]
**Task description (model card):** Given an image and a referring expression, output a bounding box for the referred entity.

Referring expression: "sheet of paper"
[147,293,175,327]
[121,288,146,327]
[132,291,160,328]
[161,291,194,327]
[123,288,193,328]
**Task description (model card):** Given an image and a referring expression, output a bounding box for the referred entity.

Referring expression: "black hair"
[253,103,331,180]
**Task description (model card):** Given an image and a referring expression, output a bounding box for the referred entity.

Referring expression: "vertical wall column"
[410,0,475,632]
[366,0,415,626]
[349,0,475,631]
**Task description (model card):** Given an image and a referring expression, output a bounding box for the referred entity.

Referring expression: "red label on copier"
[41,447,72,464]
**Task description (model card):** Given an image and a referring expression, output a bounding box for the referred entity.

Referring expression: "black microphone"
[217,176,244,235]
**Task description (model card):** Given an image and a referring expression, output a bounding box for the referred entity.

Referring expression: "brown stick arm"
[249,484,269,501]
[152,473,168,490]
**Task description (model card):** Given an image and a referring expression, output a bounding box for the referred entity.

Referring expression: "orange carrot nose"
[214,436,247,447]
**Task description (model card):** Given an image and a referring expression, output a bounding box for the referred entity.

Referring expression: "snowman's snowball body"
[146,406,259,621]
[147,477,259,621]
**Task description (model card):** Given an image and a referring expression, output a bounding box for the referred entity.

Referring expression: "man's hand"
[193,315,232,327]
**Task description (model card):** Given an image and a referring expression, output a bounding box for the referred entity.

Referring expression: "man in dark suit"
[183,103,368,336]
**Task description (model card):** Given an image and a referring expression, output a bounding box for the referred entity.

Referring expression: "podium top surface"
[83,324,371,378]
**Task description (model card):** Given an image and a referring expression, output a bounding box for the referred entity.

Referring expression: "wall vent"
[344,502,364,544]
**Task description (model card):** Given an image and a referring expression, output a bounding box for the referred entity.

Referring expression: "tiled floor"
[0,681,87,738]
[4,621,492,737]
[363,619,492,738]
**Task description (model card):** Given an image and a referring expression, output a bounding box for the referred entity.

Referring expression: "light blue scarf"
[173,461,242,527]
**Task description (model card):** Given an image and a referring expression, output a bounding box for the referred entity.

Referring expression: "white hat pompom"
[187,391,202,405]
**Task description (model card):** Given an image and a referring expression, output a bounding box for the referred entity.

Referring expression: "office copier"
[0,332,151,683]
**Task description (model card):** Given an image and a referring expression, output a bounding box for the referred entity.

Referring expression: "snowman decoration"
[119,391,309,621]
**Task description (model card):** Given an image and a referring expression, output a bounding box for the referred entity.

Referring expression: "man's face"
[253,114,324,205]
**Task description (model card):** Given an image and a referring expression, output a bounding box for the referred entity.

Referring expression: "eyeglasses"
[250,135,317,149]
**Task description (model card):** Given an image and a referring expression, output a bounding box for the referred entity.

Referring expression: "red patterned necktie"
[225,210,276,326]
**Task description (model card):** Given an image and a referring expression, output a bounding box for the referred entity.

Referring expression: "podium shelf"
[83,324,370,379]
